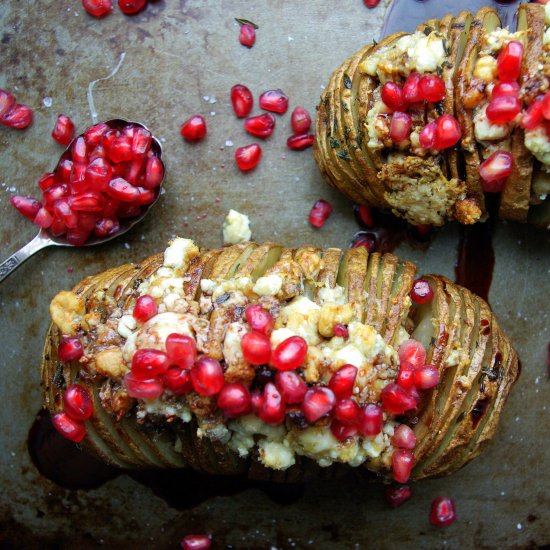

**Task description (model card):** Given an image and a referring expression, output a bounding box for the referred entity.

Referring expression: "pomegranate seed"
[402,73,422,104]
[241,331,272,365]
[309,199,333,228]
[58,336,84,362]
[63,384,93,421]
[34,207,53,228]
[124,373,164,400]
[133,294,158,323]
[410,278,434,304]
[235,143,262,171]
[102,197,119,217]
[259,89,289,114]
[84,158,111,191]
[272,336,308,371]
[69,191,105,212]
[392,449,414,483]
[356,204,374,227]
[131,127,152,157]
[143,156,164,189]
[520,99,544,129]
[385,485,412,508]
[165,333,197,369]
[491,81,519,99]
[54,199,78,228]
[230,84,253,118]
[390,112,412,143]
[381,383,417,414]
[70,164,89,193]
[217,382,252,417]
[118,0,146,15]
[83,122,109,146]
[134,186,156,205]
[359,403,384,436]
[351,233,376,251]
[287,133,314,150]
[107,177,140,202]
[291,106,312,133]
[302,387,336,423]
[275,371,307,404]
[51,412,86,443]
[78,211,99,232]
[398,339,426,370]
[71,136,87,164]
[131,348,170,379]
[191,356,225,396]
[434,115,461,150]
[107,136,133,163]
[332,324,349,338]
[94,217,120,237]
[244,112,276,137]
[239,23,256,48]
[181,534,212,550]
[328,364,358,399]
[414,365,439,389]
[44,184,69,206]
[163,366,192,395]
[419,74,446,102]
[258,382,286,425]
[51,114,75,146]
[479,150,513,192]
[430,496,457,527]
[10,195,41,220]
[181,115,207,142]
[251,390,264,415]
[486,96,521,124]
[38,172,56,191]
[50,219,67,236]
[542,92,550,120]
[82,0,113,16]
[331,419,359,441]
[55,159,73,182]
[419,122,437,149]
[363,0,381,7]
[0,89,16,119]
[392,424,417,449]
[334,398,362,425]
[497,40,523,82]
[381,82,405,111]
[1,104,32,129]
[396,360,416,391]
[245,304,274,335]
[117,203,142,218]
[66,228,91,246]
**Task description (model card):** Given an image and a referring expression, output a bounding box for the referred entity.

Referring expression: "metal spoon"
[0,118,164,283]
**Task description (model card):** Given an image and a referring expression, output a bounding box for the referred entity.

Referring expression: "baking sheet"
[0,1,549,548]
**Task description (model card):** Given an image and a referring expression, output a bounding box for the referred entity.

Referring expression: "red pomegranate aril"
[392,424,417,450]
[85,158,111,191]
[55,159,73,182]
[58,336,84,362]
[235,143,262,171]
[419,74,446,102]
[398,339,426,370]
[381,383,417,415]
[131,348,170,379]
[50,218,67,237]
[309,199,333,228]
[38,172,56,191]
[486,96,521,124]
[351,234,376,251]
[410,278,434,304]
[275,370,307,404]
[259,89,289,114]
[520,99,544,129]
[83,122,109,146]
[131,127,152,157]
[491,81,520,99]
[359,403,384,436]
[479,150,513,192]
[430,496,457,527]
[66,228,91,246]
[82,0,113,16]
[43,184,69,206]
[117,203,142,218]
[124,373,164,400]
[241,331,271,365]
[419,122,437,149]
[126,156,144,184]
[181,115,207,142]
[72,136,87,164]
[363,0,381,8]
[245,304,274,335]
[94,217,119,237]
[331,419,359,441]
[302,387,336,423]
[10,195,41,220]
[51,412,86,443]
[396,360,416,391]
[497,40,523,82]
[69,190,104,212]
[356,204,374,227]
[133,294,158,323]
[181,535,211,550]
[143,156,164,189]
[259,382,286,425]
[165,333,197,369]
[251,390,264,415]
[291,106,312,133]
[163,366,192,395]
[118,0,146,15]
[272,336,308,371]
[333,324,349,338]
[385,485,412,508]
[217,383,252,417]
[1,104,32,129]
[381,82,405,111]
[402,73,422,104]
[287,133,315,150]
[34,207,53,228]
[414,365,439,389]
[102,197,119,217]
[134,187,156,205]
[78,211,99,232]
[51,114,75,146]
[191,356,225,396]
[54,199,78,229]
[108,136,133,163]
[0,89,15,119]
[244,113,276,137]
[230,84,253,119]
[107,178,140,202]
[392,449,414,483]
[70,163,89,193]
[334,398,362,426]
[390,112,412,143]
[434,115,461,149]
[328,364,358,399]
[239,23,256,48]
[63,384,94,421]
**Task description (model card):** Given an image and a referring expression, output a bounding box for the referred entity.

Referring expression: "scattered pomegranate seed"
[181,115,207,142]
[275,370,307,404]
[491,81,520,99]
[402,73,422,104]
[235,143,262,171]
[217,382,252,417]
[244,112,276,137]
[272,336,308,371]
[241,331,272,365]
[391,424,417,449]
[258,382,286,425]
[0,89,16,119]
[58,336,84,362]
[359,403,384,436]
[398,339,426,370]
[486,96,521,124]
[396,360,416,391]
[381,82,405,111]
[38,172,56,191]
[10,195,41,220]
[434,115,461,150]
[328,364,358,399]
[165,333,197,369]
[34,207,53,229]
[302,387,336,423]
[479,150,513,192]
[414,365,439,389]
[124,372,164,399]
[259,89,289,114]
[51,412,86,443]
[63,384,94,421]
[181,534,212,550]
[331,419,359,441]
[363,0,381,7]
[291,106,312,133]
[309,199,333,228]
[392,449,414,483]
[332,324,349,338]
[350,233,376,251]
[381,383,417,415]
[419,74,446,102]
[239,23,256,48]
[1,103,33,129]
[497,40,523,82]
[133,294,158,323]
[82,0,113,16]
[118,0,147,15]
[356,204,374,227]
[287,133,315,150]
[191,356,225,396]
[163,366,192,395]
[334,398,362,425]
[430,496,457,527]
[51,114,75,146]
[520,98,544,130]
[385,485,412,508]
[390,112,412,143]
[419,122,436,149]
[410,278,434,304]
[230,84,254,118]
[131,348,170,379]
[245,304,274,335]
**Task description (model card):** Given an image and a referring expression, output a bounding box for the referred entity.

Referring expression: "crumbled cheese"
[366,100,391,150]
[143,398,191,422]
[474,106,510,141]
[270,328,297,347]
[223,209,251,244]
[135,312,194,351]
[282,296,320,317]
[163,237,199,270]
[546,3,550,25]
[327,344,366,368]
[348,322,386,359]
[258,440,296,470]
[483,28,525,54]
[474,55,498,83]
[545,27,550,47]
[525,126,550,165]
[362,432,386,458]
[318,285,347,305]
[253,275,283,296]
[200,279,216,294]
[117,314,137,338]
[410,33,446,73]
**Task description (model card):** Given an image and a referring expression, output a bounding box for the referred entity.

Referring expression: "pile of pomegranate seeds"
[10,121,164,245]
[309,199,333,228]
[181,115,207,142]
[235,18,257,48]
[181,533,212,550]
[0,89,33,129]
[82,0,149,17]
[430,496,457,527]
[410,278,434,304]
[51,383,94,443]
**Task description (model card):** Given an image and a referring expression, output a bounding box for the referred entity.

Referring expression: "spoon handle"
[0,231,53,283]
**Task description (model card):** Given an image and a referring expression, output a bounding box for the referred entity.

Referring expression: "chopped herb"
[435,102,444,115]
[442,61,453,69]
[456,412,465,424]
[344,126,351,138]
[336,149,351,161]
[423,26,433,36]
[481,367,498,381]
[443,38,450,56]
[341,101,349,112]
[436,66,443,77]
[430,337,436,347]
[372,39,378,46]
[133,278,143,290]
[235,18,259,29]
[333,118,338,132]
[329,137,340,148]
[53,363,65,389]
[343,73,352,89]
[216,292,231,304]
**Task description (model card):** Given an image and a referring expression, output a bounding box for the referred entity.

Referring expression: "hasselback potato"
[314,3,550,227]
[41,238,519,482]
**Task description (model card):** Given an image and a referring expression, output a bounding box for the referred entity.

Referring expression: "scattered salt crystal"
[288,36,293,42]
[42,97,53,108]
[124,242,130,249]
[517,523,522,530]
[209,96,216,104]
[210,111,216,116]
[203,95,210,101]
[225,140,234,147]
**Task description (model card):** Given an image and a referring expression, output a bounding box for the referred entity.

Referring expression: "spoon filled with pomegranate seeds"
[0,119,164,283]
